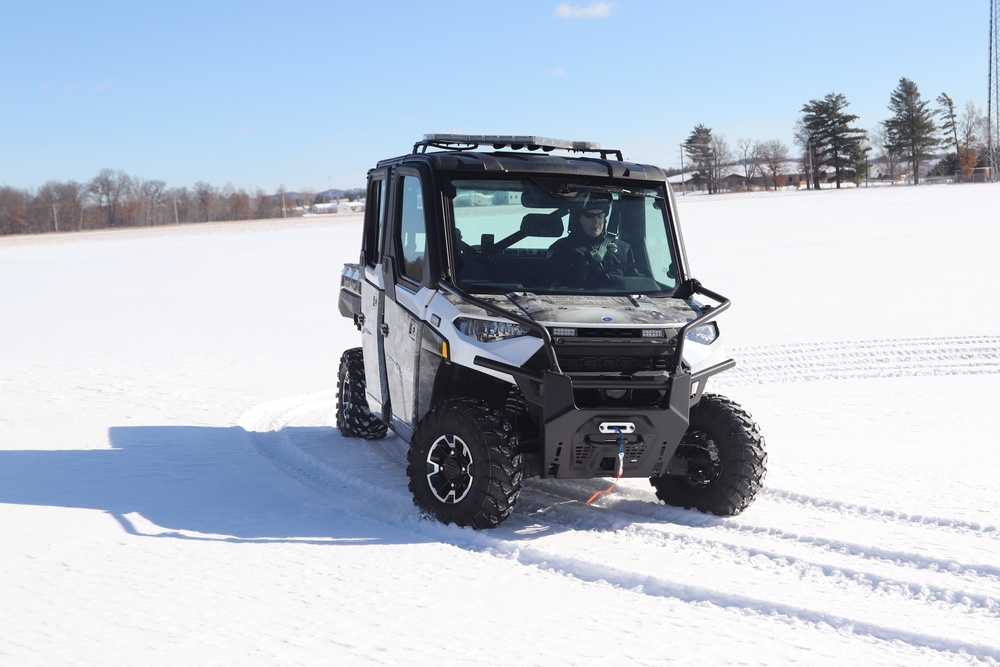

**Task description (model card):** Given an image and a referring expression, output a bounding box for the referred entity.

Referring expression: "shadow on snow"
[0,424,426,545]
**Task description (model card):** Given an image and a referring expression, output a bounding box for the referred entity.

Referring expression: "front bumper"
[532,370,692,479]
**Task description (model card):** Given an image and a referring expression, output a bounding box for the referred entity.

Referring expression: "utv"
[336,134,766,528]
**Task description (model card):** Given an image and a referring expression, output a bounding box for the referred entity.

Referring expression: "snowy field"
[1,183,999,666]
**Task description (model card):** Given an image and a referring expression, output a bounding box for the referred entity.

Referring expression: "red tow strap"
[586,429,626,504]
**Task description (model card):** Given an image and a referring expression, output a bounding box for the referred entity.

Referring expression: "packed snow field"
[2,184,998,665]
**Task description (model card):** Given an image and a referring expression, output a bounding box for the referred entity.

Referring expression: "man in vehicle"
[546,192,634,286]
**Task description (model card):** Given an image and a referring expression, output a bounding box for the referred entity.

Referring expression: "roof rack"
[414,134,623,161]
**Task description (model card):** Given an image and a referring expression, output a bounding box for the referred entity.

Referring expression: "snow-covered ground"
[2,184,998,666]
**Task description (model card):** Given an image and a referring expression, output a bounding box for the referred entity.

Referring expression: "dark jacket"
[546,231,634,286]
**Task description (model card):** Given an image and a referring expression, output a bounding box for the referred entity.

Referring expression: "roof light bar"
[414,134,622,160]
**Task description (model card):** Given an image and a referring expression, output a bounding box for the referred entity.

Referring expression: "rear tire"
[336,348,387,440]
[651,393,766,515]
[407,399,523,529]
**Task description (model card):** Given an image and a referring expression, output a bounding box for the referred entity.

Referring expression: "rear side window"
[363,176,387,267]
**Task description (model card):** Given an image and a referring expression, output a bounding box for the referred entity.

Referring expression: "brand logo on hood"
[602,316,613,322]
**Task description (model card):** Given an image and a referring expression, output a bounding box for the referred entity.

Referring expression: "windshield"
[448,177,679,295]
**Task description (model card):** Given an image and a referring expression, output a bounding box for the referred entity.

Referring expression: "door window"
[398,175,426,282]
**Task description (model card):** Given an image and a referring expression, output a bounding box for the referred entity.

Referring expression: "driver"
[546,193,634,285]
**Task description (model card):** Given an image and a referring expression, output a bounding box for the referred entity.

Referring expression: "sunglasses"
[582,211,607,220]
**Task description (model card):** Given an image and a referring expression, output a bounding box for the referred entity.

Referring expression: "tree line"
[4,76,993,235]
[0,170,337,236]
[683,76,995,193]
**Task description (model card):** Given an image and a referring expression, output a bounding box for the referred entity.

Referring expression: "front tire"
[651,393,766,515]
[336,348,387,440]
[407,399,523,529]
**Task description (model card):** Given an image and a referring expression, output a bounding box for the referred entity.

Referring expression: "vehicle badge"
[602,316,613,322]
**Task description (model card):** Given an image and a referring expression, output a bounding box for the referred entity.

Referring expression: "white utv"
[337,134,766,529]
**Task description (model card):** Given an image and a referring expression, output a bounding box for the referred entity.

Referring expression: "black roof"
[377,150,667,182]
[374,133,668,182]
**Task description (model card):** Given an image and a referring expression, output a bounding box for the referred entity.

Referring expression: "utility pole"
[52,204,58,232]
[990,0,1000,181]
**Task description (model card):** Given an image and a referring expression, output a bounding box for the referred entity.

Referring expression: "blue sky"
[1,0,991,192]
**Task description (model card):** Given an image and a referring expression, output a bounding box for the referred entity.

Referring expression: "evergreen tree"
[884,77,939,185]
[684,124,716,193]
[937,92,960,179]
[800,93,867,189]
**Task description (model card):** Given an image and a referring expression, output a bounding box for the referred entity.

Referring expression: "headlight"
[685,323,719,345]
[455,317,532,343]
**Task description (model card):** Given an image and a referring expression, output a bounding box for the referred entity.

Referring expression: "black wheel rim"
[425,434,474,503]
[680,430,723,488]
[339,372,351,418]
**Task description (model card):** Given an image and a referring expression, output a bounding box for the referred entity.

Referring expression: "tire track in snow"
[723,335,1000,385]
[237,392,421,528]
[238,393,1000,664]
[471,535,1000,664]
[762,486,999,537]
[529,476,1000,572]
[513,484,1000,615]
[722,516,1000,583]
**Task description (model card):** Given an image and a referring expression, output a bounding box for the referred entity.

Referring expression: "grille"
[523,344,675,409]
[575,328,642,338]
[526,347,674,374]
[559,354,671,374]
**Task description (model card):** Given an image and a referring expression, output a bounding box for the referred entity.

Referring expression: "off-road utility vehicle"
[337,134,766,528]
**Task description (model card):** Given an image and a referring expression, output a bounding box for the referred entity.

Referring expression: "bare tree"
[57,181,87,231]
[222,184,252,221]
[708,134,732,193]
[36,180,86,232]
[194,181,221,222]
[166,186,194,224]
[276,184,290,217]
[735,139,761,191]
[869,124,902,182]
[1,167,334,236]
[0,186,33,235]
[959,101,985,147]
[253,187,279,219]
[758,139,790,190]
[953,101,985,179]
[131,178,167,226]
[88,169,133,227]
[793,120,816,189]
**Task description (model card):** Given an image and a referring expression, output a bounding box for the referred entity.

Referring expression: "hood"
[448,292,702,327]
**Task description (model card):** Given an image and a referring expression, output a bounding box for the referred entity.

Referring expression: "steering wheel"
[605,262,653,278]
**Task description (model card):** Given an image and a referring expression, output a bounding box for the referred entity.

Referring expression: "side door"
[381,168,434,440]
[360,169,390,420]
